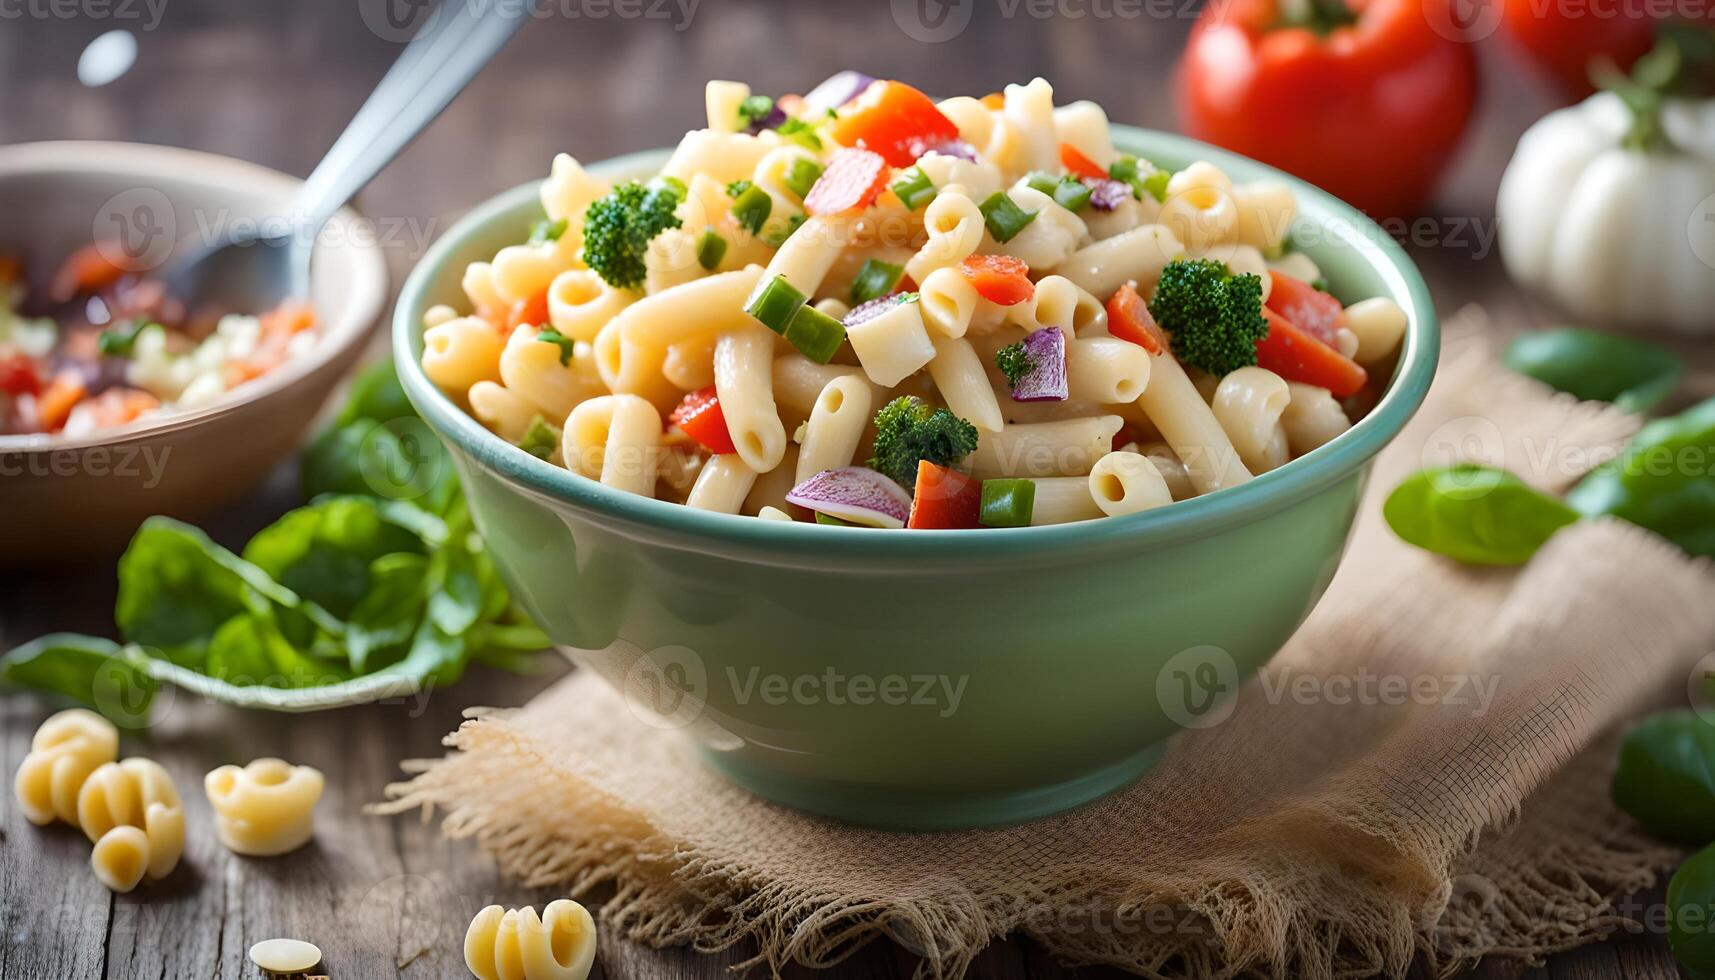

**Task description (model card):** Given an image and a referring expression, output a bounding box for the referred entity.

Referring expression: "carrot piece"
[979,92,1006,109]
[804,148,891,216]
[37,372,87,431]
[50,243,129,302]
[260,301,317,335]
[908,460,982,529]
[957,254,1034,306]
[506,290,550,333]
[1104,282,1169,356]
[1060,143,1107,181]
[83,388,160,427]
[1265,271,1344,346]
[829,81,960,168]
[1256,308,1367,397]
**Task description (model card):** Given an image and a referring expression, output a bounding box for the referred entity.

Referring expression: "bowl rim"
[0,140,390,454]
[394,125,1439,561]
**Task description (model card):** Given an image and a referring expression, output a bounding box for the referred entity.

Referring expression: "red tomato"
[0,352,42,397]
[957,255,1034,306]
[908,461,981,529]
[804,148,891,216]
[668,386,737,455]
[1059,143,1107,181]
[1499,0,1660,100]
[1104,283,1168,356]
[829,81,960,168]
[1266,271,1345,345]
[1256,308,1367,397]
[1178,0,1478,218]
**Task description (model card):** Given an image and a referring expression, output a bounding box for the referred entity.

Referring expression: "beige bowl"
[0,142,389,567]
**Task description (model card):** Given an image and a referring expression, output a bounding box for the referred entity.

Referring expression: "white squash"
[1497,92,1715,336]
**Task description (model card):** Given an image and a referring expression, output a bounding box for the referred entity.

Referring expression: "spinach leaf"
[1383,464,1580,565]
[0,634,155,727]
[1613,710,1715,844]
[1568,396,1715,558]
[1504,327,1683,413]
[242,496,428,620]
[1670,843,1715,979]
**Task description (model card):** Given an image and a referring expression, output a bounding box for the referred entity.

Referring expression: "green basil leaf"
[1613,710,1715,844]
[427,546,485,637]
[242,496,428,621]
[345,552,429,674]
[1670,843,1715,979]
[0,633,155,727]
[1504,327,1683,413]
[1567,396,1715,558]
[1383,465,1580,565]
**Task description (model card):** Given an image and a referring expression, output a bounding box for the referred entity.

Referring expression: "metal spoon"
[162,0,531,313]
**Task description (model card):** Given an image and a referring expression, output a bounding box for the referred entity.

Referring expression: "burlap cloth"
[381,309,1715,979]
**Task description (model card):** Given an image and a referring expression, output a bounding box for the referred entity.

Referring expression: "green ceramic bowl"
[394,126,1438,830]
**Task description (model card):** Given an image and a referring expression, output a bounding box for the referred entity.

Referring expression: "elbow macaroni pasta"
[79,758,184,892]
[422,76,1395,528]
[204,758,325,856]
[15,708,118,827]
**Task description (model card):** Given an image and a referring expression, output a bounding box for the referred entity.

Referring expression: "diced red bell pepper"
[506,289,551,334]
[829,80,960,168]
[1104,282,1169,356]
[804,148,891,216]
[668,385,738,455]
[957,254,1034,306]
[1266,271,1344,346]
[1059,143,1107,181]
[0,352,43,397]
[908,460,981,529]
[1256,308,1367,397]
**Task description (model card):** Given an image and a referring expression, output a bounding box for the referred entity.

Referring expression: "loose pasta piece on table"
[78,758,184,888]
[204,757,325,857]
[465,900,598,980]
[14,708,117,827]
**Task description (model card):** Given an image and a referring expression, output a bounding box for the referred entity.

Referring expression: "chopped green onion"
[518,415,559,459]
[1052,178,1092,211]
[1310,277,1330,293]
[738,94,774,126]
[744,274,808,334]
[814,511,854,526]
[1024,172,1091,211]
[726,179,753,198]
[783,302,847,364]
[979,191,1038,243]
[527,217,568,244]
[1108,156,1140,183]
[890,166,936,210]
[763,213,807,248]
[696,228,728,270]
[648,175,688,201]
[777,117,823,151]
[1140,169,1171,203]
[536,327,576,364]
[731,184,773,235]
[96,320,154,358]
[978,479,1036,528]
[784,158,823,199]
[849,258,906,305]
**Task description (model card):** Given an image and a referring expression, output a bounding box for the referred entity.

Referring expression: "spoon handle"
[293,0,531,237]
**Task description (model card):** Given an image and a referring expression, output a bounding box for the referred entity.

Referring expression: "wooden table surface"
[1,1,1708,977]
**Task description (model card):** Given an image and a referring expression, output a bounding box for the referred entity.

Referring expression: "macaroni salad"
[422,75,1408,529]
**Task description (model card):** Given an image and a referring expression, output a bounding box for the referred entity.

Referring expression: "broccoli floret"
[581,181,683,289]
[1147,258,1268,376]
[867,396,979,488]
[994,341,1033,388]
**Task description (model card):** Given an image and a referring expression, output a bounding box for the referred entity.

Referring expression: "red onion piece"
[843,292,911,328]
[1086,179,1132,212]
[786,467,912,528]
[745,102,788,135]
[915,140,978,163]
[1012,327,1068,402]
[804,71,876,114]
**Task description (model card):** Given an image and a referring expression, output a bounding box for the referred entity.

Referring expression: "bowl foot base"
[698,740,1168,831]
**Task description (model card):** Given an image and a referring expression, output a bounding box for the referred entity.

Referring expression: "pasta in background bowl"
[393,78,1438,829]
